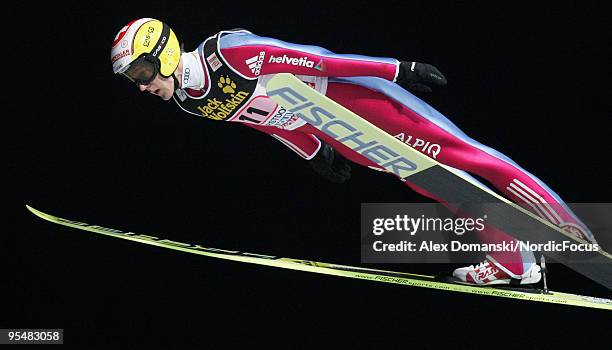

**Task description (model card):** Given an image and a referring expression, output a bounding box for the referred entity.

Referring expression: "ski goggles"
[122,55,160,86]
[121,23,172,86]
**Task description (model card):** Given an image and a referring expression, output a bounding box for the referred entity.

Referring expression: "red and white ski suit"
[173,29,592,276]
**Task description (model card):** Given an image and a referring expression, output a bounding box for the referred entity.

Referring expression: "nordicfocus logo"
[245,51,265,76]
[268,55,315,68]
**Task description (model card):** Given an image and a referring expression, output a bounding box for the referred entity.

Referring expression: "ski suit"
[173,29,593,276]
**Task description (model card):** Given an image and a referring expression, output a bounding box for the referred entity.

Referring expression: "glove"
[396,61,447,92]
[309,142,351,183]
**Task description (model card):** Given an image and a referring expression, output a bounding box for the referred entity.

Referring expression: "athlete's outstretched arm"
[218,30,399,80]
[217,30,446,91]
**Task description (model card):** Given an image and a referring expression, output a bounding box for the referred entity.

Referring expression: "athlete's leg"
[307,79,592,276]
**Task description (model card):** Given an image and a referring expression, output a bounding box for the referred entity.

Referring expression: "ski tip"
[25,205,46,220]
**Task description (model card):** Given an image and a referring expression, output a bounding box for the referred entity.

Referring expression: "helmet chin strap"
[172,73,180,92]
[171,55,184,93]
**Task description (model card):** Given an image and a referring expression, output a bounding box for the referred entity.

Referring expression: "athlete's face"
[138,74,174,100]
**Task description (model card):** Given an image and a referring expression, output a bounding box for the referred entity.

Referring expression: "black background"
[9,1,611,348]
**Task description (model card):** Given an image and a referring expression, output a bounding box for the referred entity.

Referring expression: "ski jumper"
[173,29,594,276]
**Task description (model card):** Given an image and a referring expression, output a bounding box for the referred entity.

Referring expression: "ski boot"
[449,255,541,286]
